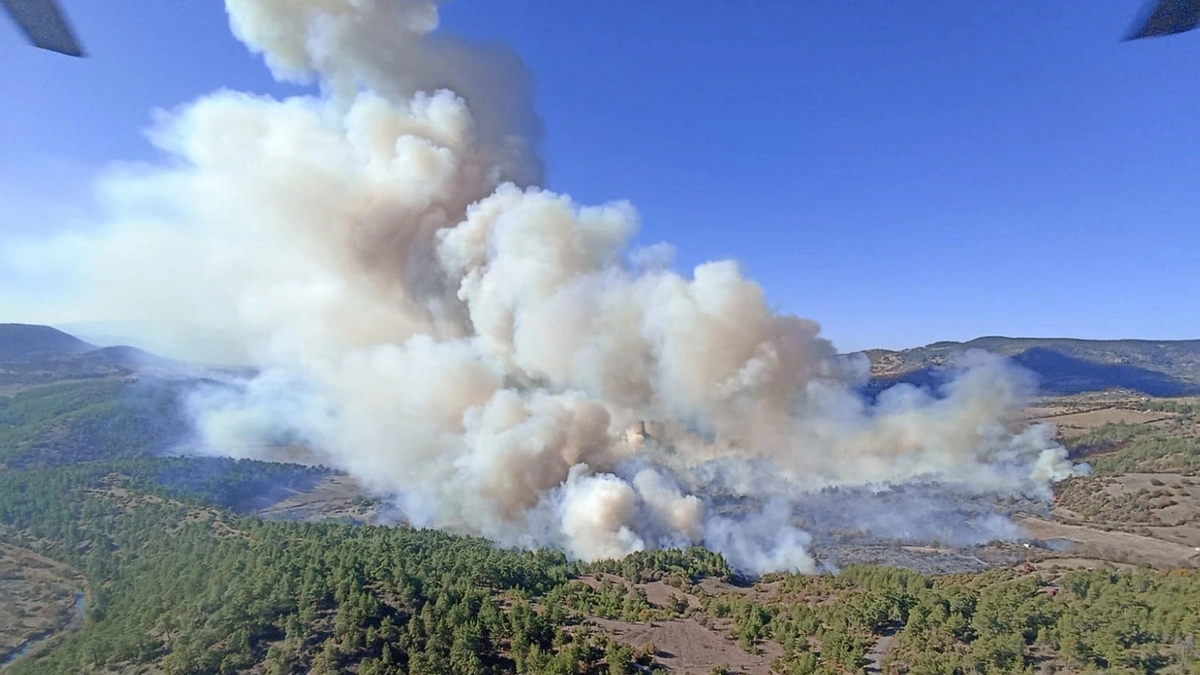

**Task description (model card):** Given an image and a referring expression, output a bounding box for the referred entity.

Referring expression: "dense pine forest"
[0,455,1198,675]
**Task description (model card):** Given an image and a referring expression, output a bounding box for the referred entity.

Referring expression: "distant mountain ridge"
[0,323,183,388]
[863,336,1200,397]
[0,323,95,358]
[5,324,1200,397]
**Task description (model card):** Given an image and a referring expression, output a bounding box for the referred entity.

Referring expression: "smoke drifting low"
[6,0,1084,574]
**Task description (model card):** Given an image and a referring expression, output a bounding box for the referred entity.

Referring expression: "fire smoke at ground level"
[3,0,1086,574]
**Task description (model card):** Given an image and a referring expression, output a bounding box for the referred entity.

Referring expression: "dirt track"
[1016,515,1200,569]
[864,631,897,674]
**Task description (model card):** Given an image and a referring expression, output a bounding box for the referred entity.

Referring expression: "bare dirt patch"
[1029,557,1139,572]
[864,631,897,675]
[695,578,776,603]
[1054,472,1200,547]
[591,616,778,675]
[1026,394,1200,441]
[640,581,701,610]
[1033,409,1174,439]
[577,573,630,590]
[1015,515,1200,569]
[1097,473,1200,528]
[256,475,379,524]
[0,543,84,667]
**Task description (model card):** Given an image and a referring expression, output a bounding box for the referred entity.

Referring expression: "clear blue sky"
[1,1,1197,352]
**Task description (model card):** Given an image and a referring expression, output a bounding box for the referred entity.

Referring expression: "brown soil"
[1054,472,1200,549]
[0,542,84,666]
[255,475,378,524]
[864,632,897,674]
[696,578,779,603]
[1031,408,1174,439]
[1029,557,1139,572]
[591,616,779,675]
[577,573,630,590]
[1015,515,1200,568]
[641,581,701,610]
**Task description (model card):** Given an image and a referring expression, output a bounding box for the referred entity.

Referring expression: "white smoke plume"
[2,0,1086,574]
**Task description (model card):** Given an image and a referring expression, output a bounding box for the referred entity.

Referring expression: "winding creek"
[0,591,85,670]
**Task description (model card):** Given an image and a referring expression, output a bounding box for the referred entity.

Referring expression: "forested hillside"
[0,459,1198,674]
[3,325,1200,673]
[0,379,189,469]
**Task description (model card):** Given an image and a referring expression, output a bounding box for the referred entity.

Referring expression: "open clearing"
[0,543,84,669]
[1016,515,1200,568]
[1031,408,1174,438]
[1054,471,1200,547]
[255,474,380,524]
[592,616,778,675]
[863,630,897,675]
[577,574,780,674]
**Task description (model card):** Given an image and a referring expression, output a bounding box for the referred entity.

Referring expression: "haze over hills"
[51,320,252,366]
[0,324,94,359]
[0,324,188,391]
[863,336,1200,397]
[8,323,1199,397]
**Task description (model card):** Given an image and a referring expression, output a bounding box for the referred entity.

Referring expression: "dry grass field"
[0,543,84,670]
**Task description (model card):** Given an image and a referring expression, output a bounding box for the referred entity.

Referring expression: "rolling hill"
[0,324,94,359]
[0,324,189,391]
[0,324,193,468]
[7,323,1200,398]
[863,336,1200,396]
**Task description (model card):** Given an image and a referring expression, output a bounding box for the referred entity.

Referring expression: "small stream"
[0,591,85,670]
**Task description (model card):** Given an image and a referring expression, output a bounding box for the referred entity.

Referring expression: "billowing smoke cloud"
[2,0,1085,574]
